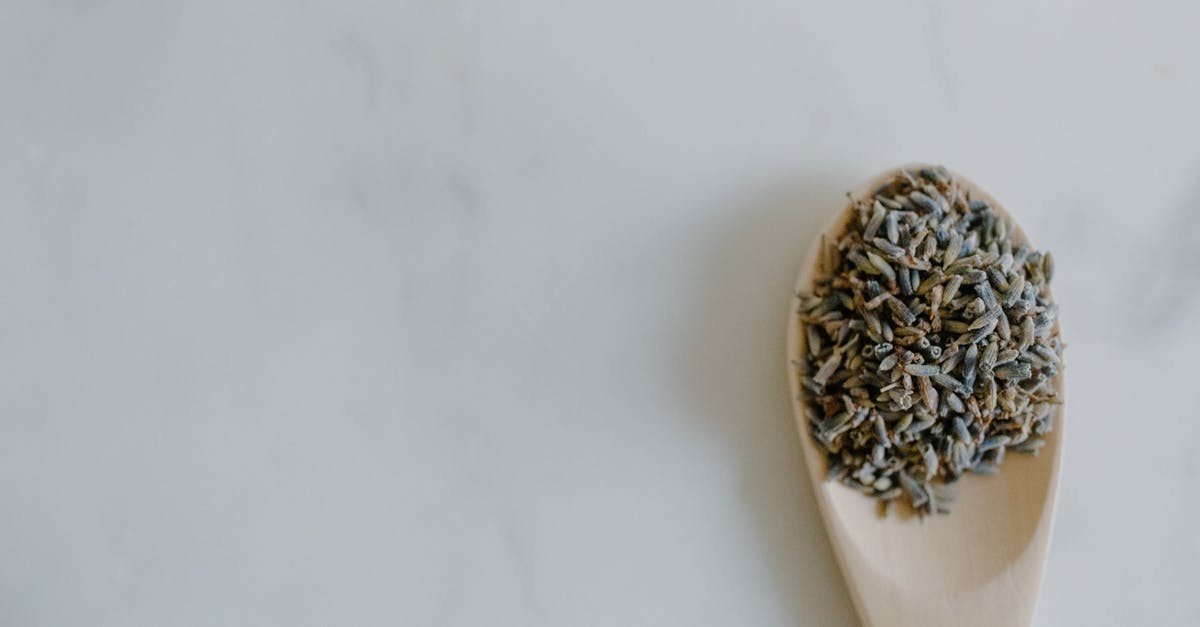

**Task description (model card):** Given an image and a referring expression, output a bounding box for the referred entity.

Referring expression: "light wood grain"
[787,165,1065,627]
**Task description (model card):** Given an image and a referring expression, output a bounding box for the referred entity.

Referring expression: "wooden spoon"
[786,165,1064,627]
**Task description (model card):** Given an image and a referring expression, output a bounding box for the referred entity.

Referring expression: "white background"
[2,1,1197,625]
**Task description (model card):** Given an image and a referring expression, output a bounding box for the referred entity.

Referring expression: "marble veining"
[2,1,1198,625]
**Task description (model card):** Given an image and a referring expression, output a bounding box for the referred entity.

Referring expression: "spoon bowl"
[787,165,1065,627]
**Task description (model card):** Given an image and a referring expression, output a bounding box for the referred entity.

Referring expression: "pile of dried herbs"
[796,166,1063,515]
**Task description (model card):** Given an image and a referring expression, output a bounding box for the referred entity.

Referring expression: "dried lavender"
[796,166,1063,516]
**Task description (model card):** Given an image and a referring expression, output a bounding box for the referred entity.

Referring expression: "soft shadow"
[676,172,861,626]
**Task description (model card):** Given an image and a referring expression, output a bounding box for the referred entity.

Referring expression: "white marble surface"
[2,1,1198,625]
